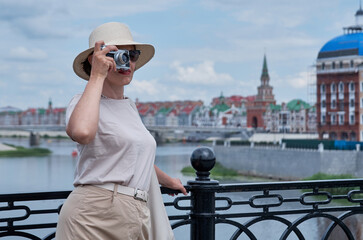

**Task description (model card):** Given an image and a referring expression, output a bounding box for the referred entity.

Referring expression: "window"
[339,114,344,125]
[361,114,363,124]
[350,114,355,125]
[361,82,363,92]
[361,98,363,108]
[339,101,344,111]
[322,62,325,70]
[332,99,336,109]
[322,100,326,108]
[321,84,326,94]
[350,99,355,107]
[340,61,343,68]
[349,82,355,92]
[322,115,326,124]
[339,82,344,93]
[331,115,336,125]
[331,83,336,93]
[351,60,354,68]
[332,62,336,69]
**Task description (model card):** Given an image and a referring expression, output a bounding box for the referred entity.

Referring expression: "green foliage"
[0,146,51,157]
[211,162,239,177]
[303,172,357,198]
[304,172,355,181]
[181,161,239,179]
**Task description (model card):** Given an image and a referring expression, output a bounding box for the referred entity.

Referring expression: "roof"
[157,107,173,116]
[0,106,22,113]
[261,54,269,78]
[210,103,230,113]
[286,99,310,111]
[269,103,281,111]
[318,32,363,59]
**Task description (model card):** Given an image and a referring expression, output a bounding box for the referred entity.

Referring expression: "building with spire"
[316,4,363,141]
[246,54,276,129]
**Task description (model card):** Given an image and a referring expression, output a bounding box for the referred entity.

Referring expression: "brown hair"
[82,53,92,77]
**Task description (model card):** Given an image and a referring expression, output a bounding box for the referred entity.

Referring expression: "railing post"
[187,147,219,240]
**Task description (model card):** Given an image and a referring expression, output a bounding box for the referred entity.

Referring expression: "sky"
[0,0,361,109]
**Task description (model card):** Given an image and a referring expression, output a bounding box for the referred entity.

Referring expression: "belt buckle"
[134,188,146,202]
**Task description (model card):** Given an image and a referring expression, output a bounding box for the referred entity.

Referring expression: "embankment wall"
[213,145,363,180]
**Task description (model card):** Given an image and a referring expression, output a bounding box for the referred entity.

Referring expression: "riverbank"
[0,143,15,151]
[0,143,51,157]
[0,130,68,138]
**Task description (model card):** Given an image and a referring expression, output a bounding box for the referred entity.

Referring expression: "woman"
[56,22,187,240]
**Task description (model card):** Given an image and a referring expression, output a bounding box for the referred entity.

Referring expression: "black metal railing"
[1,147,363,239]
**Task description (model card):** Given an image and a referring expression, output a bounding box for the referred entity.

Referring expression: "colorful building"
[0,100,66,126]
[265,99,316,133]
[316,6,363,140]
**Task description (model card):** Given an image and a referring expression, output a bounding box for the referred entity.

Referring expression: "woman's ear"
[87,54,93,65]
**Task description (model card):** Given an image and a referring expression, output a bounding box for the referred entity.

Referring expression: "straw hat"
[73,22,155,80]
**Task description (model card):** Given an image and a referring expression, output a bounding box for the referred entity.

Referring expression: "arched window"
[349,82,355,92]
[332,99,336,108]
[350,99,355,107]
[322,100,326,108]
[321,84,326,94]
[331,83,336,93]
[339,82,344,93]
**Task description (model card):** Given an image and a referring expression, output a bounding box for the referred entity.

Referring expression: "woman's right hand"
[89,41,118,81]
[66,41,120,145]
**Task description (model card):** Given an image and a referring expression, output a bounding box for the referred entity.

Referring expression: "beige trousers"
[55,185,150,240]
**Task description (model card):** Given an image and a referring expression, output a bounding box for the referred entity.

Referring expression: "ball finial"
[190,147,216,181]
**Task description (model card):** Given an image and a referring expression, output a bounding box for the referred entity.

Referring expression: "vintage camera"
[101,45,130,70]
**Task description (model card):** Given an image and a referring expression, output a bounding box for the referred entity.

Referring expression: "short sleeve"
[65,94,82,126]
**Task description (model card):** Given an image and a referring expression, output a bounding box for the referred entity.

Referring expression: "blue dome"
[318,32,363,59]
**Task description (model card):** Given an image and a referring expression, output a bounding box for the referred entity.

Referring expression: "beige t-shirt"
[66,94,156,192]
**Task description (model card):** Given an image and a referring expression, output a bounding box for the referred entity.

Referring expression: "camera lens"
[114,51,129,65]
[120,53,129,64]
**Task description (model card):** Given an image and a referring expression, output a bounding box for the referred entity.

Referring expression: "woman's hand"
[89,41,118,81]
[168,178,188,196]
[154,165,188,196]
[66,41,119,145]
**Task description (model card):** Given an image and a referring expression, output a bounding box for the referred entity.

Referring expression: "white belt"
[94,183,148,202]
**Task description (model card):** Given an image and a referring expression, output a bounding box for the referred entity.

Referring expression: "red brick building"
[316,7,363,141]
[247,54,276,128]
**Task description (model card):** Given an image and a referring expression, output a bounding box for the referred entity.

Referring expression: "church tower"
[255,54,275,103]
[246,54,276,129]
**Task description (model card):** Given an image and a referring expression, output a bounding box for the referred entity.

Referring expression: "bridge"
[0,125,253,144]
[0,124,249,133]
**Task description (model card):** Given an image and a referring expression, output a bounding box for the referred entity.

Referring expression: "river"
[0,137,332,239]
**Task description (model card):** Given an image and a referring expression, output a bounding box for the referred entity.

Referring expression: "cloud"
[200,0,341,28]
[285,71,312,89]
[8,47,47,61]
[0,0,48,20]
[0,0,182,39]
[127,79,161,96]
[170,61,234,85]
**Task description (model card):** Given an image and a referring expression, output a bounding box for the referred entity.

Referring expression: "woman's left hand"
[154,165,188,196]
[168,178,188,196]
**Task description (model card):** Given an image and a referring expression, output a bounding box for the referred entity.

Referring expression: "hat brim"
[73,42,155,80]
